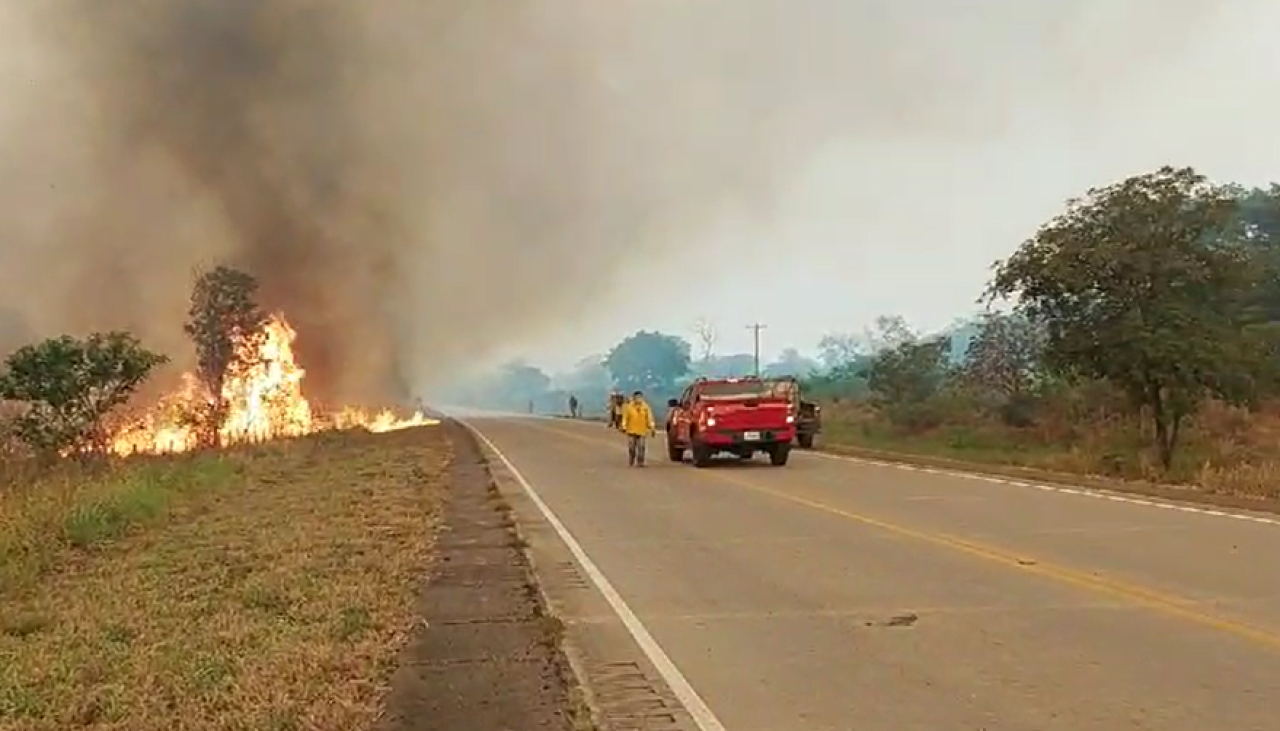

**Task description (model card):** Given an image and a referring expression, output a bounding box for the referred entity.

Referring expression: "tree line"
[468,166,1280,474]
[823,166,1280,472]
[0,266,274,461]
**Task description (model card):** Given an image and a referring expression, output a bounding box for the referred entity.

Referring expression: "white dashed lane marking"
[809,451,1280,527]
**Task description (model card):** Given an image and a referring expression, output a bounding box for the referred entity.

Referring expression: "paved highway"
[466,414,1280,731]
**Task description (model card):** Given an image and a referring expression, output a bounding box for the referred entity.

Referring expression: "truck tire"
[666,431,684,462]
[691,443,713,468]
[768,443,791,466]
[796,433,814,449]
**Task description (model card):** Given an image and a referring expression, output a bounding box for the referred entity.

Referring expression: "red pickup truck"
[665,377,795,467]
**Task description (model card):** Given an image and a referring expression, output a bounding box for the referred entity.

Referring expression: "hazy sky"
[2,1,1277,394]
[497,1,1280,373]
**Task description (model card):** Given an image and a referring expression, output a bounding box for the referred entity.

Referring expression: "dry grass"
[821,399,1280,500]
[0,426,449,731]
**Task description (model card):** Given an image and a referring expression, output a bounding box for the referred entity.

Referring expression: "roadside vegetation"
[0,266,446,730]
[454,166,1280,499]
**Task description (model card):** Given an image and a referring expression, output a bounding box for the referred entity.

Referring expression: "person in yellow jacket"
[619,390,656,467]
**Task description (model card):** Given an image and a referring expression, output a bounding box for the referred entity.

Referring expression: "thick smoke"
[0,0,1232,401]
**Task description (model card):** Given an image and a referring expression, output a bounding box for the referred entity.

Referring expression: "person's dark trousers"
[627,434,646,466]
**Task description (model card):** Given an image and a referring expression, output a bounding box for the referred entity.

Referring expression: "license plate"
[743,431,761,441]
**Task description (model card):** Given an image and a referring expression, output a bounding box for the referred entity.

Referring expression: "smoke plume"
[0,0,1233,402]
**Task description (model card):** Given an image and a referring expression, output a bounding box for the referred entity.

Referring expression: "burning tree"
[184,266,269,448]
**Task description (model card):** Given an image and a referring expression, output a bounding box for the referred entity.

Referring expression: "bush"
[0,332,168,458]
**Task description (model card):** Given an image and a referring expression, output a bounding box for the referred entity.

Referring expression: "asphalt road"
[467,414,1280,731]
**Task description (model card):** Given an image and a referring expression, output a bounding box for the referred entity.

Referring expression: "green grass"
[0,456,238,594]
[822,419,1063,465]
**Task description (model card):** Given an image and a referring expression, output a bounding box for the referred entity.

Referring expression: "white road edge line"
[462,420,730,731]
[807,450,1280,527]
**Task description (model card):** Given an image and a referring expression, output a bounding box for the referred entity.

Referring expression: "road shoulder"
[376,421,591,730]
[474,423,701,731]
[816,441,1280,518]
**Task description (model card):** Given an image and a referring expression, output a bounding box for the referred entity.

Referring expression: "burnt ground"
[376,421,591,731]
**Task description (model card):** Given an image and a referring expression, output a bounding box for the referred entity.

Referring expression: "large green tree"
[605,330,691,395]
[0,332,168,457]
[184,266,268,447]
[987,165,1256,469]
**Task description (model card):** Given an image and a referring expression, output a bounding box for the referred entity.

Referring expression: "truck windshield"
[697,381,774,400]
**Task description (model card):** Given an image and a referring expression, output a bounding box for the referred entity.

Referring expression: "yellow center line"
[507,419,1280,651]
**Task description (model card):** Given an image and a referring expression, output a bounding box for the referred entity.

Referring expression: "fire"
[109,314,437,456]
[218,315,313,444]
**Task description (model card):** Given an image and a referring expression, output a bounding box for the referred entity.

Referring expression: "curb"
[447,417,606,731]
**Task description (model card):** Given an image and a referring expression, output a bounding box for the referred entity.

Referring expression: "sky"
[495,1,1280,373]
[1,1,1278,396]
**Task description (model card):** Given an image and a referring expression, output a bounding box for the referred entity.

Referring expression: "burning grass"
[0,425,448,731]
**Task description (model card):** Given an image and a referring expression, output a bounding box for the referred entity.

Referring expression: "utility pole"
[746,322,767,377]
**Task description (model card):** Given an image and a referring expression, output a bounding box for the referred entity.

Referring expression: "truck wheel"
[768,443,791,466]
[666,431,684,462]
[691,443,713,468]
[797,433,814,449]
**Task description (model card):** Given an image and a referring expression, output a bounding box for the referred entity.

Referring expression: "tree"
[863,315,915,353]
[692,319,717,362]
[562,355,610,391]
[557,356,611,414]
[496,360,552,408]
[695,353,756,378]
[0,332,168,457]
[816,332,862,372]
[987,165,1255,469]
[942,317,983,366]
[1233,185,1280,326]
[866,337,952,407]
[605,330,691,395]
[962,312,1044,399]
[184,266,269,447]
[961,312,1045,426]
[764,348,820,378]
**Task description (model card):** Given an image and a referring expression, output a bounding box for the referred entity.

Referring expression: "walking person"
[620,390,656,467]
[568,394,579,419]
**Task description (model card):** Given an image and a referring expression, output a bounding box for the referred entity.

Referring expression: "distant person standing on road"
[607,391,624,429]
[568,394,579,419]
[620,390,656,467]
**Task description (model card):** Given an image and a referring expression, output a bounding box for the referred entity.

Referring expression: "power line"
[746,322,767,377]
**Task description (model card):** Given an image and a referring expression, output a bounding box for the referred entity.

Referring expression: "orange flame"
[110,314,436,456]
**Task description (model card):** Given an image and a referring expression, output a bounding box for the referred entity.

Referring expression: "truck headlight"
[785,415,795,424]
[706,417,717,427]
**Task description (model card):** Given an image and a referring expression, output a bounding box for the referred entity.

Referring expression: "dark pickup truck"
[665,377,795,467]
[766,376,822,449]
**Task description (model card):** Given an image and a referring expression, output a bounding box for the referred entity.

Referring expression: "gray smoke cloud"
[0,0,1232,401]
